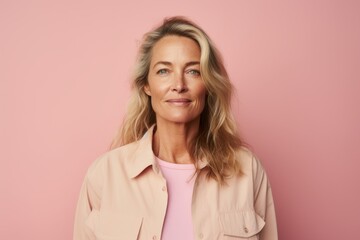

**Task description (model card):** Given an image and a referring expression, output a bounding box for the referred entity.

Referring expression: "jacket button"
[199,233,204,239]
[152,235,157,240]
[244,227,249,233]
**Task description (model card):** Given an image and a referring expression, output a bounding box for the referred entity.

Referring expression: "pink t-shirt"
[156,157,196,240]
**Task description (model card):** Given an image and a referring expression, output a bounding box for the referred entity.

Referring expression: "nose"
[171,72,188,93]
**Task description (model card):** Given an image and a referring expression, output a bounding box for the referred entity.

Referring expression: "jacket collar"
[127,125,208,178]
[128,125,158,178]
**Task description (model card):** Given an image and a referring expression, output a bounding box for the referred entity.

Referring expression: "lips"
[166,98,191,103]
[165,98,192,106]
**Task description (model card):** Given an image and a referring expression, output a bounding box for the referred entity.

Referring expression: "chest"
[92,170,261,240]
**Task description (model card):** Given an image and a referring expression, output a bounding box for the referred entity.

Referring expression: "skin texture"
[144,35,206,163]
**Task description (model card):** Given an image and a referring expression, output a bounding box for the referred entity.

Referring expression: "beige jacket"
[73,126,278,240]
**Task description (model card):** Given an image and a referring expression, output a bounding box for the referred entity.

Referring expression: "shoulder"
[85,140,142,187]
[95,141,141,167]
[236,147,267,178]
[85,126,156,187]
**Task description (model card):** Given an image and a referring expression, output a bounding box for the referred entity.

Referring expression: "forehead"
[150,35,201,64]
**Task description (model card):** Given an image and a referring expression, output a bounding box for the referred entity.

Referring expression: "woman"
[74,16,278,240]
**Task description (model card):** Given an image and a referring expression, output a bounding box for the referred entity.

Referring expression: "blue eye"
[157,69,169,75]
[188,69,201,76]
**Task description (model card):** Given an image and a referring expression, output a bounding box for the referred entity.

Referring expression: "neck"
[153,120,199,164]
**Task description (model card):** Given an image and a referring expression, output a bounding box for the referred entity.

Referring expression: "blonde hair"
[111,16,243,183]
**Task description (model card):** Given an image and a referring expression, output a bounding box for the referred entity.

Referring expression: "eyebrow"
[152,61,200,69]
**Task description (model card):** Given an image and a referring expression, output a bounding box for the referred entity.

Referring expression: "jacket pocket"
[219,210,265,239]
[86,210,143,240]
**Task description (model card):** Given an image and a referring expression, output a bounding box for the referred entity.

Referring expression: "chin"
[161,115,201,125]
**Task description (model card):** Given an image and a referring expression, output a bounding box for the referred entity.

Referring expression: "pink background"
[1,0,359,239]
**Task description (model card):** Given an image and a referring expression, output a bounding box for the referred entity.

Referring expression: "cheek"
[147,79,169,98]
[148,88,165,112]
[150,88,165,102]
[193,85,207,113]
[196,84,207,102]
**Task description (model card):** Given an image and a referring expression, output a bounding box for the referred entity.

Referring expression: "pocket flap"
[219,210,265,237]
[86,210,143,239]
[95,213,143,240]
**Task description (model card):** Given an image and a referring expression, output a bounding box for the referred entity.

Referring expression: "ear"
[144,84,151,96]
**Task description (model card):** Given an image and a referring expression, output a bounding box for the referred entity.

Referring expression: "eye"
[156,69,169,75]
[187,69,201,76]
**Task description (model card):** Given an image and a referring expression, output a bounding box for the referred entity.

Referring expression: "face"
[144,35,206,126]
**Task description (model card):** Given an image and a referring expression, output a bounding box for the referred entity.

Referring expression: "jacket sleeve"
[252,155,278,240]
[73,167,101,240]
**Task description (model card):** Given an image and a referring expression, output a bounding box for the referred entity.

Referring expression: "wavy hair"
[110,16,244,183]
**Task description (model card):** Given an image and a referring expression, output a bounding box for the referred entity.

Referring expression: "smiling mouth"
[165,99,192,105]
[166,98,191,103]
